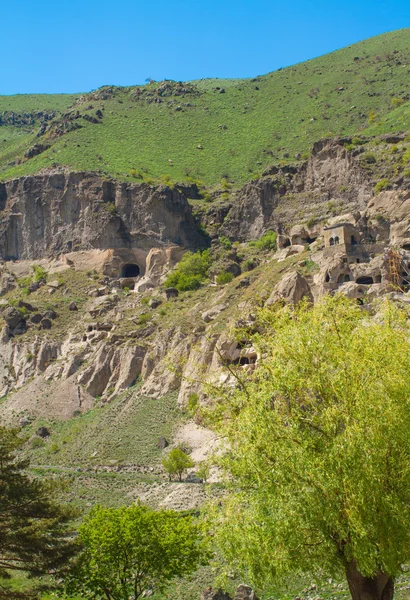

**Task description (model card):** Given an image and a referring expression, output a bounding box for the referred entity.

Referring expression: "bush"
[374,179,392,193]
[218,235,232,250]
[32,265,47,282]
[164,250,212,292]
[137,313,151,325]
[216,271,234,285]
[242,258,257,272]
[249,230,277,251]
[30,437,46,449]
[162,448,195,481]
[391,97,405,108]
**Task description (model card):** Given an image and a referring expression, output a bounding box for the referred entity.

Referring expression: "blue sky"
[2,0,410,94]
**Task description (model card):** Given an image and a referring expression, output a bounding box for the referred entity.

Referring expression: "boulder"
[40,318,52,330]
[3,306,27,336]
[202,304,228,323]
[0,274,17,296]
[165,287,179,299]
[234,585,258,600]
[157,436,169,449]
[149,298,162,309]
[68,301,78,311]
[43,309,57,320]
[266,272,313,306]
[30,313,43,324]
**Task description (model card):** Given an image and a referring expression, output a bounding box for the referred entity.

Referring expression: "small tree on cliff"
[162,447,195,481]
[208,296,410,600]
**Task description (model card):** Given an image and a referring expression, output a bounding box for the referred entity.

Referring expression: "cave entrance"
[356,276,374,285]
[121,263,140,278]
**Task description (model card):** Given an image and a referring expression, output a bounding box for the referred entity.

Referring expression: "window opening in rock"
[337,273,347,283]
[329,237,335,246]
[283,238,291,248]
[334,236,340,245]
[351,235,358,245]
[356,258,361,263]
[356,276,374,285]
[344,274,350,282]
[325,272,330,283]
[121,264,140,278]
[375,275,382,283]
[402,244,410,251]
[342,257,348,263]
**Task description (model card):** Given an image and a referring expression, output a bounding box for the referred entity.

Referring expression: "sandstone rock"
[18,300,35,311]
[47,280,62,289]
[157,436,169,449]
[3,307,27,336]
[0,172,204,261]
[202,304,228,323]
[0,273,17,296]
[266,272,313,306]
[234,585,258,600]
[40,318,52,330]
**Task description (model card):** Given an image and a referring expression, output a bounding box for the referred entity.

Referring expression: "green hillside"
[1,29,410,187]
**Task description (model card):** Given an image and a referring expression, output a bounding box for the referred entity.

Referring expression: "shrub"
[32,265,47,282]
[242,258,257,271]
[187,393,199,416]
[362,152,377,164]
[391,97,405,108]
[30,437,45,449]
[249,230,277,251]
[164,250,212,292]
[216,271,234,285]
[374,179,392,193]
[306,217,318,229]
[162,448,195,481]
[218,235,232,249]
[137,313,151,325]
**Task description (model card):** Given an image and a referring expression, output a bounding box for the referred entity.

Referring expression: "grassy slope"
[1,29,410,186]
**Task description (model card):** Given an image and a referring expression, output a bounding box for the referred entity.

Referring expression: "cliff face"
[0,172,205,260]
[219,139,373,242]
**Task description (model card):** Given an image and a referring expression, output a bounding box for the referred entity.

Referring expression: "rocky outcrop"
[266,271,313,305]
[0,172,205,260]
[220,138,373,242]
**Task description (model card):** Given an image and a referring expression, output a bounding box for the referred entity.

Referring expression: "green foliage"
[242,258,257,271]
[164,250,212,292]
[208,297,410,595]
[32,265,47,282]
[187,393,199,416]
[0,427,78,598]
[374,178,392,193]
[162,448,195,481]
[137,312,151,325]
[218,235,232,250]
[391,97,406,108]
[249,230,277,251]
[67,503,206,600]
[30,436,45,449]
[215,271,235,285]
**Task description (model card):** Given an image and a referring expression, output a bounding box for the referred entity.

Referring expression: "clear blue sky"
[2,0,410,95]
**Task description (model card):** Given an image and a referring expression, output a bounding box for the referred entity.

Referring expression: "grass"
[1,30,410,186]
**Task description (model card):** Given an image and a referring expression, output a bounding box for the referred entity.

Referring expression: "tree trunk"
[346,561,394,600]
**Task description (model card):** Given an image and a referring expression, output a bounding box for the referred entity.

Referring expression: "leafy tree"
[208,297,410,600]
[0,427,78,598]
[67,503,206,600]
[162,447,195,481]
[164,250,212,292]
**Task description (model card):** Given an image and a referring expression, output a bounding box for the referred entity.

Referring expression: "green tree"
[0,427,77,598]
[162,448,195,481]
[209,297,410,600]
[67,503,206,600]
[164,250,212,292]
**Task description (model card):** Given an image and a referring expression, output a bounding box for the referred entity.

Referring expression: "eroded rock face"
[220,139,373,242]
[0,172,205,260]
[266,271,313,305]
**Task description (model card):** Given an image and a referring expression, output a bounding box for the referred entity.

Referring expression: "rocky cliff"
[0,171,205,260]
